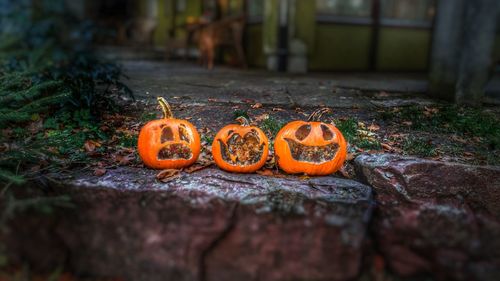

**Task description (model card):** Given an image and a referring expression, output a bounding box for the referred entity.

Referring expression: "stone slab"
[5,167,373,281]
[355,153,500,281]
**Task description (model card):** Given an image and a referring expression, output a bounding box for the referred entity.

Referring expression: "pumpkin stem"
[235,116,250,126]
[157,97,173,119]
[307,108,332,122]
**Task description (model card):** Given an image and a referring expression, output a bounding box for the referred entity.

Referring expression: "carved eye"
[321,124,334,140]
[179,124,190,143]
[295,124,311,141]
[161,126,174,143]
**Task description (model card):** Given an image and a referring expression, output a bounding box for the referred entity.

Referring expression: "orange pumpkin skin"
[212,120,269,173]
[274,120,347,176]
[137,98,200,170]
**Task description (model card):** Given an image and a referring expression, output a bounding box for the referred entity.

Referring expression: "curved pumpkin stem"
[307,108,332,122]
[157,97,173,119]
[235,116,250,126]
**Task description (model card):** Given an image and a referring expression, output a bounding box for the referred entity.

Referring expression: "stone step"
[5,167,373,281]
[355,154,500,280]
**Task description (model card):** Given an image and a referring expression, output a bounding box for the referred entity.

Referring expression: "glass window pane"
[247,0,264,18]
[316,0,372,18]
[381,0,435,21]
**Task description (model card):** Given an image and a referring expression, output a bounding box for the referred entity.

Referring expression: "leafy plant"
[260,116,284,136]
[0,0,133,257]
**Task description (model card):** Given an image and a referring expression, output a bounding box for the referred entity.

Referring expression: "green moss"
[140,112,158,122]
[382,106,500,150]
[260,116,285,137]
[335,117,380,150]
[402,137,437,157]
[201,135,213,144]
[232,109,249,120]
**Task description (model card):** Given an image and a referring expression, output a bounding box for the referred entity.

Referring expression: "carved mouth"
[285,138,339,163]
[158,143,192,160]
[219,130,264,166]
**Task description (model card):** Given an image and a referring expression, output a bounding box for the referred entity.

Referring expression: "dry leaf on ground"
[256,169,274,176]
[84,140,101,152]
[156,169,181,182]
[254,113,269,123]
[367,124,380,131]
[381,143,393,151]
[93,168,107,177]
[184,162,213,173]
[251,103,263,109]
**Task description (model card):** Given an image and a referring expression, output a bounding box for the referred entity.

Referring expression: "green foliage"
[335,118,357,143]
[402,137,437,157]
[0,0,133,243]
[0,169,25,185]
[379,105,499,163]
[381,106,499,148]
[201,135,214,144]
[140,112,158,122]
[0,0,133,125]
[232,109,249,120]
[335,117,381,150]
[260,116,285,136]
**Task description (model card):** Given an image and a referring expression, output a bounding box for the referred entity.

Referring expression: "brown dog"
[197,16,246,69]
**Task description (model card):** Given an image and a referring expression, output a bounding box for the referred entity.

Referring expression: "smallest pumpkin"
[212,116,269,173]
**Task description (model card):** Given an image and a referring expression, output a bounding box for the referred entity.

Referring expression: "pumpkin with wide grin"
[274,108,347,176]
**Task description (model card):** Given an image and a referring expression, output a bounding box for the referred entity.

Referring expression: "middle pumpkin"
[212,116,269,173]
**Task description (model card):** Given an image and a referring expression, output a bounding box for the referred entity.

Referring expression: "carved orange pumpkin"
[212,116,269,173]
[274,108,347,176]
[138,97,201,169]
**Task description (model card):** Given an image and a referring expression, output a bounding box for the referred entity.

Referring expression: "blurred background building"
[5,0,499,104]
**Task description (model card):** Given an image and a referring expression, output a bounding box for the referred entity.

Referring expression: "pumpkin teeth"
[219,131,264,166]
[158,143,193,160]
[284,138,339,163]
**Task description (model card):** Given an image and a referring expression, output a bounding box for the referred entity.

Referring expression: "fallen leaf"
[337,166,352,179]
[94,168,107,177]
[451,135,467,144]
[241,98,255,103]
[463,152,475,157]
[423,106,439,117]
[377,91,390,97]
[381,143,393,151]
[115,154,135,165]
[28,119,44,134]
[251,103,263,109]
[254,113,269,123]
[84,140,101,152]
[346,152,356,161]
[367,124,380,131]
[156,169,181,182]
[256,169,274,176]
[184,162,213,173]
[272,107,284,112]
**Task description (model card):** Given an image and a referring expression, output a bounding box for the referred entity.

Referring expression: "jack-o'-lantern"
[138,97,201,169]
[212,116,269,173]
[274,108,347,176]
